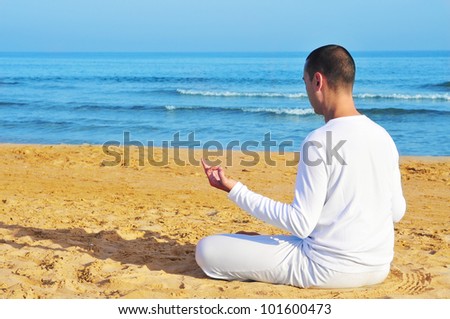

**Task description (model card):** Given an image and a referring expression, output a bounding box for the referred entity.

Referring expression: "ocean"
[0,51,449,155]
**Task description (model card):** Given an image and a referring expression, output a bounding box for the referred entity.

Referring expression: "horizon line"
[1,49,450,54]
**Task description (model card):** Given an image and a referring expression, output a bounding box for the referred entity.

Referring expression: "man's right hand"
[201,158,237,193]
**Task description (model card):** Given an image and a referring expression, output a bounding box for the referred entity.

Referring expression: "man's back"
[299,115,406,272]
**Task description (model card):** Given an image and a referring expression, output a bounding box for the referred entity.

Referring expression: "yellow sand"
[0,144,448,298]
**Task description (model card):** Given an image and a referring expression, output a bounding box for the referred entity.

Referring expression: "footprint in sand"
[389,267,433,295]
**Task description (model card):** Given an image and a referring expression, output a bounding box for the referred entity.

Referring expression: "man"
[196,45,406,288]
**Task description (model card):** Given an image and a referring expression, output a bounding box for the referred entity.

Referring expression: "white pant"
[195,234,390,288]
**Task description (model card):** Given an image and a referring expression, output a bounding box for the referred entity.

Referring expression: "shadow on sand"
[0,221,205,279]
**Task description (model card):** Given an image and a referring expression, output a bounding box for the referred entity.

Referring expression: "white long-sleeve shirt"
[228,115,406,273]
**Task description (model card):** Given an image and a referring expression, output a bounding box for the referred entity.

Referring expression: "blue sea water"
[0,51,449,155]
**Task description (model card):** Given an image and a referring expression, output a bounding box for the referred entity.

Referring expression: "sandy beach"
[0,144,448,298]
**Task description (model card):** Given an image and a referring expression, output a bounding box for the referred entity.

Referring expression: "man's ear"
[314,72,323,90]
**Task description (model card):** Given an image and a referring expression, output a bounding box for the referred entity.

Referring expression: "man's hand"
[201,158,237,193]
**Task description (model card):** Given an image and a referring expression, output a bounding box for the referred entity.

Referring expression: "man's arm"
[201,145,328,239]
[226,150,328,238]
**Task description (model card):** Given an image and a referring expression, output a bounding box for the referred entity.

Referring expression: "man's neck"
[322,93,360,123]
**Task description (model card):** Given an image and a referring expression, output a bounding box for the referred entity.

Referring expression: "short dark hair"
[305,45,355,90]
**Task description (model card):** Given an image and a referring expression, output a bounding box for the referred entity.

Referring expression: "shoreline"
[0,144,449,298]
[1,143,448,160]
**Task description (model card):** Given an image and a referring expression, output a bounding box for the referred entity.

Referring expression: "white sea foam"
[176,89,307,99]
[164,105,206,111]
[164,104,315,116]
[243,107,315,115]
[176,89,450,101]
[354,93,450,101]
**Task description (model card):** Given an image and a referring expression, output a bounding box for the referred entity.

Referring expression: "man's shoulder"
[360,116,395,142]
[303,116,355,140]
[303,115,395,145]
[313,115,390,134]
[303,126,327,143]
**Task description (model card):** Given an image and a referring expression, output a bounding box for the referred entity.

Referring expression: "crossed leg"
[195,234,333,288]
[196,233,390,288]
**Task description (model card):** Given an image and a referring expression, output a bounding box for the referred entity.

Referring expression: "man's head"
[304,44,355,92]
[303,45,357,119]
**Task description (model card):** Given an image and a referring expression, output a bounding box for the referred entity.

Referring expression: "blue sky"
[1,0,449,52]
